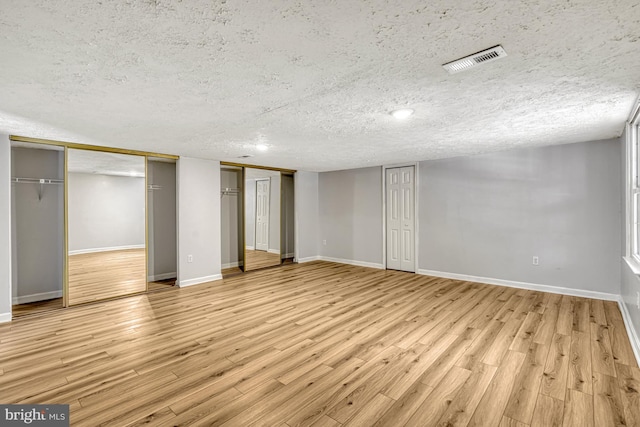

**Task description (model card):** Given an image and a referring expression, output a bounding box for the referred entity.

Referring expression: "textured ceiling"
[0,0,638,172]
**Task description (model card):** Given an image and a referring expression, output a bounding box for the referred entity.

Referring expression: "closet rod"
[221,187,240,197]
[12,177,63,184]
[12,177,63,201]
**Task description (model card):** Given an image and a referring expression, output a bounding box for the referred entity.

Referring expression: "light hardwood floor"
[245,249,281,271]
[12,297,63,318]
[1,261,638,426]
[68,248,147,305]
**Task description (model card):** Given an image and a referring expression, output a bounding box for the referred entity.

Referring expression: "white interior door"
[255,179,270,251]
[386,166,415,272]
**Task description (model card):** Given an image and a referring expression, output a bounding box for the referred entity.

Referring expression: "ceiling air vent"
[442,45,507,74]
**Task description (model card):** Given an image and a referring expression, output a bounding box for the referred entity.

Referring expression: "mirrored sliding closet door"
[67,149,147,305]
[243,168,281,271]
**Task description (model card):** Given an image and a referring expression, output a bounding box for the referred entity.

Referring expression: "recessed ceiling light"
[390,109,414,120]
[256,144,269,151]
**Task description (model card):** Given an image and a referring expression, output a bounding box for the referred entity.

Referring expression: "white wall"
[295,171,320,262]
[0,134,12,322]
[318,166,384,267]
[419,139,622,295]
[621,126,640,359]
[621,263,640,358]
[68,173,145,253]
[177,157,222,286]
[11,147,64,302]
[148,160,177,280]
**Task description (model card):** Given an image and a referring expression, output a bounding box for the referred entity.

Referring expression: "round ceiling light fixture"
[256,144,269,152]
[390,108,414,120]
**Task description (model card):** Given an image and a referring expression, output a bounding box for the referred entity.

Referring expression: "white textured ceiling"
[0,1,638,172]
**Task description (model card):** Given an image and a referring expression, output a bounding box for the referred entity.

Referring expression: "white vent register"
[442,45,507,74]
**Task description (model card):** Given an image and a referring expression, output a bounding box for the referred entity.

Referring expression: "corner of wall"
[0,134,12,322]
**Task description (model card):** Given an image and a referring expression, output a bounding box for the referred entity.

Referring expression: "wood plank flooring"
[244,249,281,271]
[68,248,147,305]
[12,297,63,318]
[1,261,638,426]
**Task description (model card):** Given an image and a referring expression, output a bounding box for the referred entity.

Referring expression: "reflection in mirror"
[67,149,146,305]
[281,173,295,264]
[147,158,177,291]
[221,166,243,277]
[244,168,281,271]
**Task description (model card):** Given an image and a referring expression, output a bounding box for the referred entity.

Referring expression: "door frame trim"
[382,163,419,272]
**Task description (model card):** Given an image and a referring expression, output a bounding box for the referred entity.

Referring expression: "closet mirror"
[67,149,146,305]
[244,168,281,271]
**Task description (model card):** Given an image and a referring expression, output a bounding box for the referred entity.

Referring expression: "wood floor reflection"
[68,248,146,305]
[244,249,281,271]
[12,298,63,318]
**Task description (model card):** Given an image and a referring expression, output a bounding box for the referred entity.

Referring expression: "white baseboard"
[618,297,640,366]
[297,256,321,263]
[12,290,63,305]
[221,261,241,269]
[417,269,619,301]
[147,272,177,282]
[268,249,280,255]
[179,274,223,288]
[0,312,12,323]
[246,245,255,251]
[69,244,145,256]
[319,256,385,270]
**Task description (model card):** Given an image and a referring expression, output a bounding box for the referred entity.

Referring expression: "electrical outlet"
[532,256,539,266]
[637,291,640,310]
[323,240,327,245]
[187,254,193,263]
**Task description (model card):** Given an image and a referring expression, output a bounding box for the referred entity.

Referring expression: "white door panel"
[386,166,415,272]
[255,179,270,251]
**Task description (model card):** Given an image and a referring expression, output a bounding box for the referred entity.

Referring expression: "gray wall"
[221,168,242,267]
[318,166,383,266]
[282,174,295,258]
[148,160,177,280]
[419,139,622,294]
[295,171,319,261]
[11,147,64,302]
[68,173,145,253]
[244,178,256,249]
[0,135,12,321]
[269,174,281,253]
[177,157,221,286]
